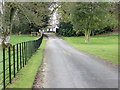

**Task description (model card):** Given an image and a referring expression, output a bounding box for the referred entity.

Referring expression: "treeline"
[0,2,51,47]
[12,2,50,34]
[58,2,118,42]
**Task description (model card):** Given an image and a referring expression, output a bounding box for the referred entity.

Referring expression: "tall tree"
[12,2,50,34]
[0,2,17,47]
[59,2,118,43]
[69,2,116,43]
[0,2,50,47]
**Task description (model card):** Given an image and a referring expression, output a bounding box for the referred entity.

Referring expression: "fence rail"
[0,35,43,89]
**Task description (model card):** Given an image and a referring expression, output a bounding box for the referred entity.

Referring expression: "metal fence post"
[31,41,32,55]
[35,40,37,51]
[17,44,19,71]
[22,42,24,67]
[29,42,30,59]
[13,45,16,77]
[20,43,22,69]
[34,41,36,52]
[3,48,6,89]
[26,42,28,62]
[8,47,12,84]
[24,42,27,65]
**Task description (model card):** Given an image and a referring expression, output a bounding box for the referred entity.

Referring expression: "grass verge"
[63,35,118,64]
[7,40,46,88]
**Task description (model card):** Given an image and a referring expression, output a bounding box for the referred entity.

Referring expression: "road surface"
[43,33,118,88]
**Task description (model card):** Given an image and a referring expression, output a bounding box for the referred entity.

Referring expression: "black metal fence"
[0,35,43,89]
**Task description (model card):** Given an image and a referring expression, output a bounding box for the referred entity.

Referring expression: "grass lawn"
[11,35,39,45]
[63,35,118,64]
[7,39,46,88]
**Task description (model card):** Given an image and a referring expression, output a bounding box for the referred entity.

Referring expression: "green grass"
[7,40,46,88]
[11,35,39,45]
[0,35,39,61]
[0,35,40,89]
[63,35,118,64]
[0,35,39,68]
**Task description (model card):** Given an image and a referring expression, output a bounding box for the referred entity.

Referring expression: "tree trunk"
[0,2,17,48]
[92,31,94,36]
[0,0,5,47]
[85,29,91,43]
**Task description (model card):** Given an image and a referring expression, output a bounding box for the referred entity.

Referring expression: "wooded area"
[58,2,118,42]
[0,2,119,47]
[0,2,50,47]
